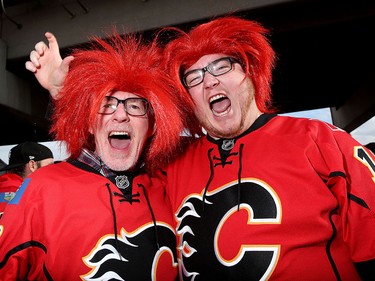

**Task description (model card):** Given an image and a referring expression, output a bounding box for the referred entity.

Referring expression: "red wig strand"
[51,32,186,172]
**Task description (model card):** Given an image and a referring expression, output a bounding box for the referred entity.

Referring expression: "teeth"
[209,94,225,103]
[109,131,129,137]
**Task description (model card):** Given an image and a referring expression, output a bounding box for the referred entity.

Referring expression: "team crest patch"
[9,178,31,205]
[4,192,16,202]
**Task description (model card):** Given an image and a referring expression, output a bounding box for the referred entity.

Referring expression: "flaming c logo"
[176,178,281,280]
[81,223,178,281]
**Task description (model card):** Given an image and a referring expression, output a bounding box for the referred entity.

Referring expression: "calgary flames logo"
[176,178,281,280]
[81,223,178,281]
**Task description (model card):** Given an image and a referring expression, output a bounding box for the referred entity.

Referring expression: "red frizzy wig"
[162,16,277,129]
[51,32,187,172]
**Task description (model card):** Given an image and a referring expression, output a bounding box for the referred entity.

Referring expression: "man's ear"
[27,160,38,173]
[148,123,156,138]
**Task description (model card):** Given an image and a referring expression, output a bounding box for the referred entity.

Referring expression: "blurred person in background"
[0,141,53,218]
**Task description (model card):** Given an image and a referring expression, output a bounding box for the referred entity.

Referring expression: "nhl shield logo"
[222,139,235,151]
[115,175,130,189]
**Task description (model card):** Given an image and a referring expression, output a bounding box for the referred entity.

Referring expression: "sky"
[281,108,375,145]
[1,108,374,164]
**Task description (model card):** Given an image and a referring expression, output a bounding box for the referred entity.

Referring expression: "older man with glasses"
[0,33,184,280]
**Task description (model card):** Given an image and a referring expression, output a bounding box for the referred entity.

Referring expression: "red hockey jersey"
[165,114,375,281]
[0,161,178,280]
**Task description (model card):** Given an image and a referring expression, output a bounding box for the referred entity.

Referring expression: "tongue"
[110,138,130,150]
[211,98,231,114]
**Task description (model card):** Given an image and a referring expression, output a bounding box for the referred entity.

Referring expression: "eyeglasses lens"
[183,57,235,88]
[99,97,148,116]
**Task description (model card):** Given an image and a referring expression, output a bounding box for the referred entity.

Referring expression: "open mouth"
[209,94,231,116]
[109,131,131,149]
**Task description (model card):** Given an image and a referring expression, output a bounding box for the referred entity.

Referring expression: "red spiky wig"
[51,32,187,173]
[162,16,277,133]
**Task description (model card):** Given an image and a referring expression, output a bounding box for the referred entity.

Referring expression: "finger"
[29,50,41,67]
[25,61,37,73]
[34,41,47,55]
[45,32,60,54]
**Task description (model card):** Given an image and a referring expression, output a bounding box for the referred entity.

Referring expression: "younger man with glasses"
[163,16,375,280]
[0,34,184,280]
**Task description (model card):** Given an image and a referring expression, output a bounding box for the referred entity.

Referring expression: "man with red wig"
[0,33,184,280]
[24,16,375,280]
[162,16,375,280]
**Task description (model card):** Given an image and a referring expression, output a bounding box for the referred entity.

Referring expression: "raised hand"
[25,32,74,100]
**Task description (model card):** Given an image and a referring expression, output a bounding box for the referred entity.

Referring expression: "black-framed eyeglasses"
[98,96,149,116]
[182,57,239,88]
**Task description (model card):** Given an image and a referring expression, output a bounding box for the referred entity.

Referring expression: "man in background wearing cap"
[0,141,54,218]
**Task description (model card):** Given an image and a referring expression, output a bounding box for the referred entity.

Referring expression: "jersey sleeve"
[306,121,375,263]
[0,178,47,280]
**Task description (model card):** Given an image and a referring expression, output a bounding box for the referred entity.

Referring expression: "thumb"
[60,55,74,74]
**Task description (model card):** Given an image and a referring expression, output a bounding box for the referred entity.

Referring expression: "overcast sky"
[282,108,375,145]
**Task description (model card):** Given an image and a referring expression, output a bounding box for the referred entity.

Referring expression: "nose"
[203,72,219,89]
[113,103,130,121]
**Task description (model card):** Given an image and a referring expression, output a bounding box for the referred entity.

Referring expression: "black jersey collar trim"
[206,113,277,144]
[68,149,144,179]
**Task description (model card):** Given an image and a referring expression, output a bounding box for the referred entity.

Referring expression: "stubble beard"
[200,87,253,139]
